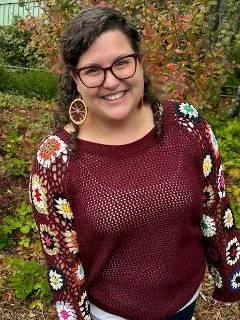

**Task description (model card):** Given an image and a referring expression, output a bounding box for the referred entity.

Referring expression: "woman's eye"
[114,59,130,68]
[84,67,101,76]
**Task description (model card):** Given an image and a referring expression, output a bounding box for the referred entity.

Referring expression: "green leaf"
[19,236,30,248]
[20,225,31,234]
[0,230,12,249]
[6,258,51,302]
[29,300,44,310]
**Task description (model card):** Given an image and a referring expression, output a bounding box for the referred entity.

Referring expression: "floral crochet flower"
[200,215,216,237]
[203,154,213,178]
[223,208,234,230]
[202,185,215,207]
[37,135,68,168]
[229,268,240,292]
[56,301,77,320]
[64,230,79,254]
[31,174,48,214]
[226,237,240,266]
[210,266,223,289]
[39,224,59,255]
[49,268,65,291]
[54,196,73,220]
[217,165,226,199]
[79,291,91,320]
[178,102,199,120]
[207,124,219,158]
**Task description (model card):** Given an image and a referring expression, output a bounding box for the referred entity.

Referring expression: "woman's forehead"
[77,30,134,68]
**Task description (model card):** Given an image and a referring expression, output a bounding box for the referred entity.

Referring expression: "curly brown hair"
[56,6,163,154]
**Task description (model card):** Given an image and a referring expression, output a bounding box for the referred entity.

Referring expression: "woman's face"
[73,29,144,124]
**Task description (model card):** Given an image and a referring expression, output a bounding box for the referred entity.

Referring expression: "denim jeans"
[168,300,196,320]
[91,300,196,320]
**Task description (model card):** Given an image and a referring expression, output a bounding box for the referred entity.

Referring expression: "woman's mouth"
[102,90,127,101]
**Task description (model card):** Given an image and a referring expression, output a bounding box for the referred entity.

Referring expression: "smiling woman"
[70,30,147,131]
[29,6,240,320]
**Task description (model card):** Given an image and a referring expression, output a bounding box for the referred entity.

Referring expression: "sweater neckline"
[61,126,157,157]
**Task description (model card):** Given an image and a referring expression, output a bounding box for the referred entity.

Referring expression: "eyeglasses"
[74,53,138,88]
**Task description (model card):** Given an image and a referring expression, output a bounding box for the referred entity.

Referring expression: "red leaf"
[163,19,172,26]
[175,49,184,54]
[143,27,156,39]
[166,63,177,71]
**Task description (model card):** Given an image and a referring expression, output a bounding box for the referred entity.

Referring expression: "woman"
[29,6,240,320]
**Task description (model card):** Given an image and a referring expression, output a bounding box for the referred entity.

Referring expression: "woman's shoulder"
[163,100,210,132]
[165,100,219,154]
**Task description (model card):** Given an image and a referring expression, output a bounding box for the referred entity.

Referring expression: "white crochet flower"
[31,174,48,214]
[49,269,64,291]
[56,301,77,320]
[229,269,240,291]
[179,102,199,119]
[203,154,213,178]
[226,237,240,266]
[200,215,216,237]
[203,185,215,207]
[223,208,234,229]
[54,197,73,220]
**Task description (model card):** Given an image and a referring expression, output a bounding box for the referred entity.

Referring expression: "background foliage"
[17,0,240,107]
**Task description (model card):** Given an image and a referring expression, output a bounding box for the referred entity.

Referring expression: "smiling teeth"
[104,91,125,101]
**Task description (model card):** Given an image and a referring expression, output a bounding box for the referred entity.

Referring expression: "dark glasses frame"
[74,53,138,88]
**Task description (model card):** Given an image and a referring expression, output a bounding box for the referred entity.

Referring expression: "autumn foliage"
[17,0,240,107]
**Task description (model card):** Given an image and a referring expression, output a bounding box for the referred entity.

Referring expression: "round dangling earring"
[68,98,88,125]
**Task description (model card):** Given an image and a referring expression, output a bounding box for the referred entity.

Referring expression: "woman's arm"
[29,134,91,320]
[199,119,240,302]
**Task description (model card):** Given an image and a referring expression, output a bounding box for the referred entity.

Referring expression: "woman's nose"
[102,69,121,88]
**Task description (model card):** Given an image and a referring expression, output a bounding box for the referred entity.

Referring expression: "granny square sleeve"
[29,134,91,320]
[197,113,240,302]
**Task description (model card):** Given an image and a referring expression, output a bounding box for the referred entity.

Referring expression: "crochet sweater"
[29,100,240,320]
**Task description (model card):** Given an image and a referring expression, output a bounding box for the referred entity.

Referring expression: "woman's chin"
[102,105,133,122]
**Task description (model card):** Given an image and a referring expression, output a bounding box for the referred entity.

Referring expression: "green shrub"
[0,66,11,91]
[0,66,58,100]
[0,21,43,68]
[204,110,240,229]
[0,201,36,250]
[224,72,240,87]
[3,158,29,178]
[6,257,51,303]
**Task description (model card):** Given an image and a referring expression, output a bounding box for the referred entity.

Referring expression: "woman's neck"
[65,104,154,145]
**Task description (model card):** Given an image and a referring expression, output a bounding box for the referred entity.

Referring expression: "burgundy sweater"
[29,100,240,320]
